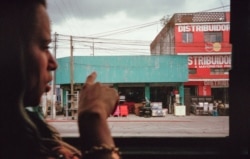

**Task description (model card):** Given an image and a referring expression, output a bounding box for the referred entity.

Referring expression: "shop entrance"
[212,87,229,103]
[150,86,174,109]
[118,87,145,103]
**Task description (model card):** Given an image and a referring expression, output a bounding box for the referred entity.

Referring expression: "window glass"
[188,68,197,74]
[204,32,223,42]
[46,0,230,138]
[182,32,193,43]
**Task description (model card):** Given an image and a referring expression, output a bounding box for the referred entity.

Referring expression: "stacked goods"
[123,102,135,114]
[134,103,143,116]
[151,102,164,117]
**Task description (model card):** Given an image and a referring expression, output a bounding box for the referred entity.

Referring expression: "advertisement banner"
[204,80,229,87]
[188,55,231,68]
[177,24,230,32]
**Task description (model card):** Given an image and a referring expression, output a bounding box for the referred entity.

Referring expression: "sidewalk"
[47,113,229,137]
[45,113,225,122]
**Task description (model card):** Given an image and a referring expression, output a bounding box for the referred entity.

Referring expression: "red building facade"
[150,12,231,103]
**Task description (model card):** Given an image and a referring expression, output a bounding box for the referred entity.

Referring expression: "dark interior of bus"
[62,1,249,158]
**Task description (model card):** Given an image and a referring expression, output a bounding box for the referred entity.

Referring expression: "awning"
[188,79,229,81]
[188,79,229,87]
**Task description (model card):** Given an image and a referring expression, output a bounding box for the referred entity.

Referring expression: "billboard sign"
[188,55,231,68]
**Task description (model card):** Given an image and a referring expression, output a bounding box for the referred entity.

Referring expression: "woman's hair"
[0,1,46,100]
[0,0,52,158]
[1,1,81,158]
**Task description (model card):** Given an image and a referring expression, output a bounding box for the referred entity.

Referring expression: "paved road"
[47,114,229,137]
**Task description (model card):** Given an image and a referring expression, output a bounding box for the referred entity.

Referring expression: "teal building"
[56,55,188,110]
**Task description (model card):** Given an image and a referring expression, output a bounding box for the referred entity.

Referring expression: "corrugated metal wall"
[56,55,188,84]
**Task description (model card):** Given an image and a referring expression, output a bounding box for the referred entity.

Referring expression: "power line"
[49,2,231,57]
[201,5,230,12]
[86,21,159,38]
[49,1,230,39]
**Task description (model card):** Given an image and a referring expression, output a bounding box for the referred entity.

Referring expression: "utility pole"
[92,39,95,56]
[70,36,75,119]
[51,32,57,119]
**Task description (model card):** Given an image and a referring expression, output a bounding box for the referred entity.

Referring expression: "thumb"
[85,72,97,85]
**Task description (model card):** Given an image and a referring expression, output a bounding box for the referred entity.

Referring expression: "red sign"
[177,24,230,32]
[188,55,231,68]
[204,81,229,87]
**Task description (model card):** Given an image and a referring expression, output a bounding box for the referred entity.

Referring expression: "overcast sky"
[46,0,230,57]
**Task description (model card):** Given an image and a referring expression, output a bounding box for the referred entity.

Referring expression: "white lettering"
[188,56,193,65]
[178,26,184,32]
[193,56,198,65]
[178,25,191,32]
[178,24,230,32]
[191,25,196,32]
[186,26,191,32]
[204,81,229,87]
[198,56,204,65]
[196,25,202,32]
[189,55,231,68]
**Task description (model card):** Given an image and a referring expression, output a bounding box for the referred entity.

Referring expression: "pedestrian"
[0,0,120,159]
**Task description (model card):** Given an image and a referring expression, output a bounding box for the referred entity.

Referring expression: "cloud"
[49,0,225,24]
[48,0,172,23]
[47,0,230,57]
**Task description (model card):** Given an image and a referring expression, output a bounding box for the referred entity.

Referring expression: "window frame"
[62,1,248,158]
[204,31,223,43]
[182,32,194,43]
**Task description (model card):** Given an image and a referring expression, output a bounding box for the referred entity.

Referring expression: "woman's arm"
[77,72,120,159]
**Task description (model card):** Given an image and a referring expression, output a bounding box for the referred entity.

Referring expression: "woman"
[0,0,120,158]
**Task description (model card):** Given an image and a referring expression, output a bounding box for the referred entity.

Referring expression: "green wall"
[56,55,188,84]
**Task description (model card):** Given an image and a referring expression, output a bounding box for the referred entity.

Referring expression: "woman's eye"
[45,46,51,50]
[42,45,51,51]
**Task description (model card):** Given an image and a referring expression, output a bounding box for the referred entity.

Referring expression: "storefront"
[185,54,231,104]
[150,12,231,116]
[205,80,229,103]
[56,55,188,115]
[117,84,178,108]
[185,80,229,102]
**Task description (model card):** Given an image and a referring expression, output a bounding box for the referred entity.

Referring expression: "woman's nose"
[48,53,58,71]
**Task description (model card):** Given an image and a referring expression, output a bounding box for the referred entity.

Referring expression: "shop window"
[182,32,193,43]
[204,31,223,42]
[210,68,230,74]
[189,68,197,74]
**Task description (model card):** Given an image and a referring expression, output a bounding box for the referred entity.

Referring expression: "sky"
[46,0,230,58]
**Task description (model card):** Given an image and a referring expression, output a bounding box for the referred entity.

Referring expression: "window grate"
[174,12,226,23]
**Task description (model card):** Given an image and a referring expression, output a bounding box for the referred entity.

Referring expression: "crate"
[174,105,186,116]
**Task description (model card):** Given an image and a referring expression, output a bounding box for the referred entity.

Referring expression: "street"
[47,114,229,138]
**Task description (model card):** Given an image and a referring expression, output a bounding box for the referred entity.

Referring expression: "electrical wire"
[48,2,230,57]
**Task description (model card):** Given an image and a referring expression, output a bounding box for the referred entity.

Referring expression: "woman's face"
[23,4,57,106]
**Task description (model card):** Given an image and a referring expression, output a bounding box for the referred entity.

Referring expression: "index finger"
[85,72,97,85]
